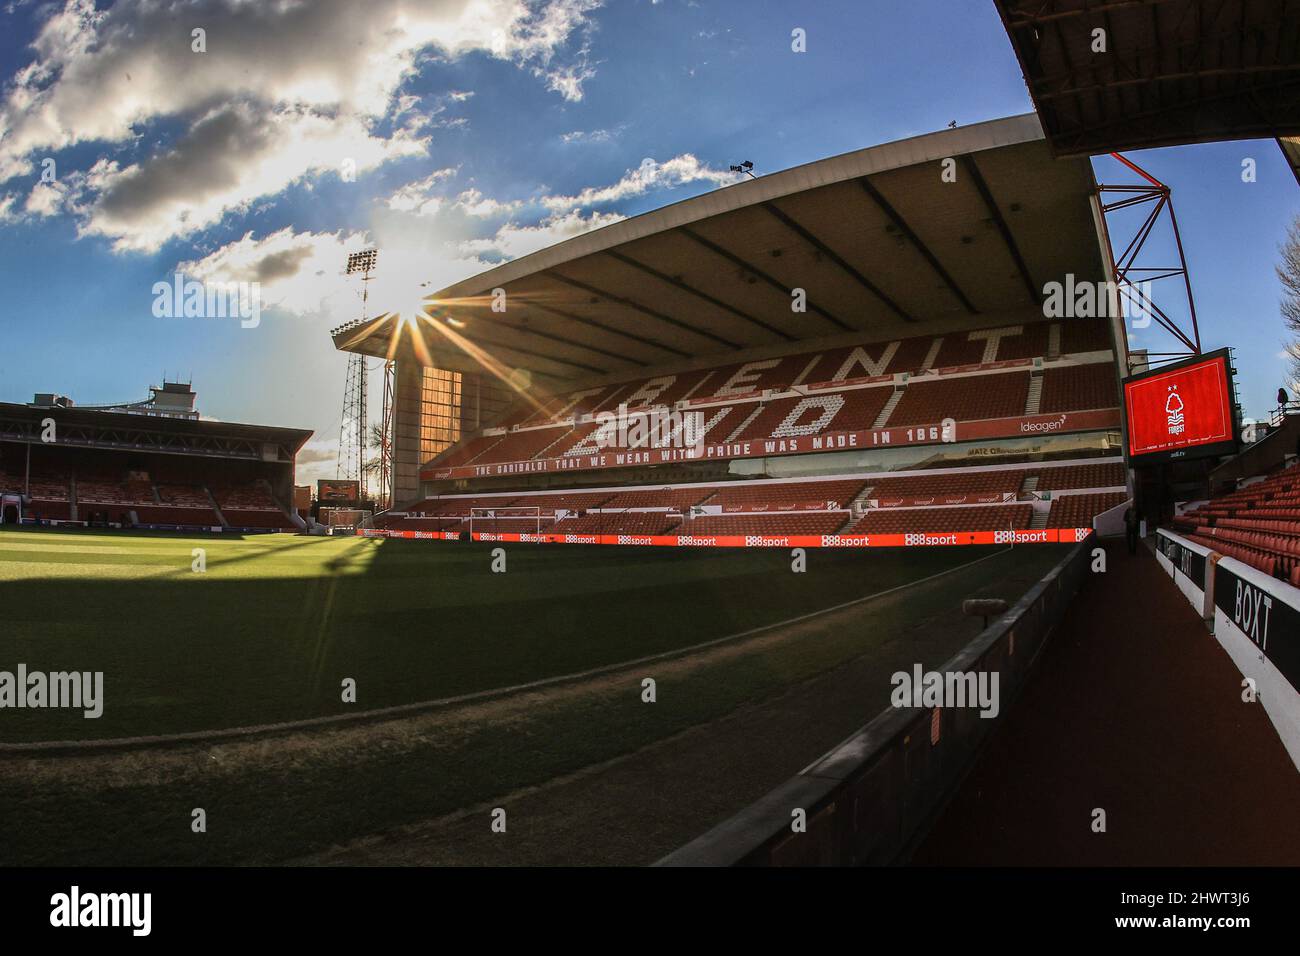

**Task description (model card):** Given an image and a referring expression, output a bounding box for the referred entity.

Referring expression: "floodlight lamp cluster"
[329,317,367,336]
[346,248,379,275]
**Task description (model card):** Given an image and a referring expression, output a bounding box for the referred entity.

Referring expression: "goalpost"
[469,505,543,536]
[324,507,372,534]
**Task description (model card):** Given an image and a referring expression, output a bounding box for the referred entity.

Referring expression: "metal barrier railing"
[657,535,1093,866]
[1269,401,1300,429]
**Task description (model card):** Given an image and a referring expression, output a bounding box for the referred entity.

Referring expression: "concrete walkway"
[913,539,1300,866]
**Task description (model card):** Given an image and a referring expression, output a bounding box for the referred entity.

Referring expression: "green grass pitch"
[0,526,1038,743]
[0,525,1073,864]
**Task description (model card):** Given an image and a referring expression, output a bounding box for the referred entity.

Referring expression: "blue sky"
[0,0,1295,479]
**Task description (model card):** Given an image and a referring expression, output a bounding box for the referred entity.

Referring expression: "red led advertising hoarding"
[358,528,1094,548]
[1122,349,1237,464]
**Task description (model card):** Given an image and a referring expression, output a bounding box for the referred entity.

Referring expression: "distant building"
[29,380,200,420]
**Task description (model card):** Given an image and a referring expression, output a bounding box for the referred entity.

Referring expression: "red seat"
[429,318,1119,469]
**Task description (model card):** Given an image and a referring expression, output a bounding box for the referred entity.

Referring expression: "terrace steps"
[1024,374,1043,416]
[725,404,768,443]
[872,389,904,429]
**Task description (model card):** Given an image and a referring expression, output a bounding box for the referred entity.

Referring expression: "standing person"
[1123,504,1140,556]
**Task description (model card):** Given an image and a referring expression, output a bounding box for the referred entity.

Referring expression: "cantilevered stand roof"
[334,113,1106,386]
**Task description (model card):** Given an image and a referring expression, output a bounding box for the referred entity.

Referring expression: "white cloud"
[526,2,600,102]
[391,89,477,133]
[296,436,342,477]
[0,0,604,249]
[454,188,524,218]
[538,60,598,102]
[460,207,624,260]
[81,105,429,252]
[177,228,371,319]
[173,205,616,329]
[180,148,731,328]
[385,168,459,214]
[24,180,67,217]
[540,154,739,211]
[177,216,486,327]
[560,126,621,144]
[1,0,602,170]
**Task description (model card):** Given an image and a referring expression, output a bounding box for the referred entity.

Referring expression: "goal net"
[323,508,372,533]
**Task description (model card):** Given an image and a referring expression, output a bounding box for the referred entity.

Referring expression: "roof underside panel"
[555,237,799,347]
[969,140,1105,298]
[870,162,1025,316]
[507,272,704,362]
[1281,136,1300,184]
[764,183,931,323]
[996,0,1300,157]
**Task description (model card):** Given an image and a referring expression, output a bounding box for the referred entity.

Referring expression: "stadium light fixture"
[339,248,379,501]
[729,160,756,179]
[346,249,378,275]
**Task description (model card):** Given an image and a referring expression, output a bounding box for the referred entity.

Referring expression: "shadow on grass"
[0,533,1068,865]
[1,537,1010,743]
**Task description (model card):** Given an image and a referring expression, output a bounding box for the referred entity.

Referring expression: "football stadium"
[1,0,1299,888]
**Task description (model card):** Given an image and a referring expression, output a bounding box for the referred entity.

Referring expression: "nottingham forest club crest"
[1165,385,1186,436]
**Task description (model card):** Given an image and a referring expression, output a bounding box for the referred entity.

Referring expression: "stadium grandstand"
[336,114,1132,548]
[329,80,1300,862]
[381,456,1127,539]
[6,0,1300,879]
[0,382,311,532]
[1171,465,1300,586]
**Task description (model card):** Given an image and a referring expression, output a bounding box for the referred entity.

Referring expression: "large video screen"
[317,478,360,502]
[1122,348,1237,464]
